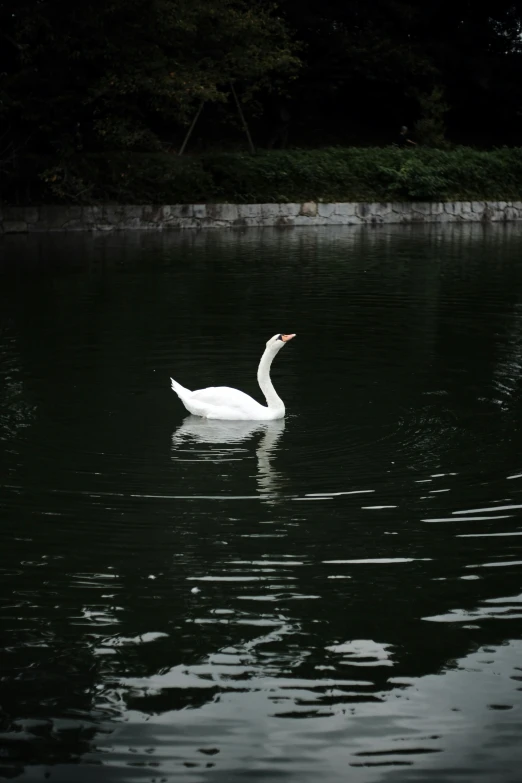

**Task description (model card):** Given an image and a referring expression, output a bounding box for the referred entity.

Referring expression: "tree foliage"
[8,147,522,205]
[273,0,522,146]
[0,0,299,156]
[1,0,522,203]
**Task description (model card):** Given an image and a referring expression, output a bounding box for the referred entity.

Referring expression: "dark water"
[1,224,522,782]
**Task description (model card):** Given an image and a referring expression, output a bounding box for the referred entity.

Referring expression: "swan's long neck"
[257,345,284,413]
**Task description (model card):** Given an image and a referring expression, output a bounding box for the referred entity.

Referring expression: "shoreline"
[2,200,522,233]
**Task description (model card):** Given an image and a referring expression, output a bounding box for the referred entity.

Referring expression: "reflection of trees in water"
[108,638,522,778]
[2,491,521,768]
[0,377,36,441]
[491,299,522,406]
[0,606,112,774]
[4,223,522,394]
[99,584,522,771]
[0,322,36,443]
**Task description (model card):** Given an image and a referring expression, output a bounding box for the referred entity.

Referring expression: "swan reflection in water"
[172,416,286,502]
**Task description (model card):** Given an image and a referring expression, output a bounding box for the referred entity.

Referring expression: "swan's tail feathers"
[170,377,192,399]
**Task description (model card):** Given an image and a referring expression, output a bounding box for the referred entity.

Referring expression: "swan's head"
[267,333,296,350]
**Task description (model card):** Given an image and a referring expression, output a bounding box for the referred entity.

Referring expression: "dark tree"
[0,0,299,158]
[1,0,522,203]
[270,0,522,146]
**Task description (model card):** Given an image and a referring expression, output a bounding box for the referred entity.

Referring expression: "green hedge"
[5,146,522,205]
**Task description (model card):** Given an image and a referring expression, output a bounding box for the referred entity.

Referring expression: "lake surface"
[1,224,522,782]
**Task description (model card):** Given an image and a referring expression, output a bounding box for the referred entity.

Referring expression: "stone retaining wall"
[2,201,522,233]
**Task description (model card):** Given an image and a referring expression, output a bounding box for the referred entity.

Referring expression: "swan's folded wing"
[190,386,259,409]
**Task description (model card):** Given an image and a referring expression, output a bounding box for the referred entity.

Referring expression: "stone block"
[348,213,363,224]
[356,203,370,218]
[157,205,172,222]
[30,206,74,231]
[230,216,257,227]
[293,215,318,226]
[119,206,142,229]
[408,205,428,222]
[338,212,361,225]
[206,203,238,223]
[317,203,336,218]
[3,221,28,233]
[412,202,432,215]
[260,203,281,221]
[82,206,103,228]
[444,202,458,214]
[103,205,125,225]
[480,204,493,222]
[171,217,194,229]
[62,206,81,228]
[238,204,260,219]
[300,201,317,217]
[333,203,357,217]
[364,203,392,223]
[163,204,178,219]
[199,219,228,229]
[487,207,504,222]
[37,205,69,229]
[142,205,166,224]
[2,206,21,222]
[165,204,193,219]
[505,206,520,221]
[4,206,39,224]
[221,204,239,222]
[379,211,396,223]
[391,202,410,214]
[123,205,143,219]
[59,219,85,231]
[193,204,206,219]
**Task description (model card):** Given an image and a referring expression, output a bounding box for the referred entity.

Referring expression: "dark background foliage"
[1,0,522,203]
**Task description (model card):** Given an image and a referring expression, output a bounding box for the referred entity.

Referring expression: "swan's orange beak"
[281,334,296,342]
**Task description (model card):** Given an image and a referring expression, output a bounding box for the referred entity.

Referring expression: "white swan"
[170,333,295,421]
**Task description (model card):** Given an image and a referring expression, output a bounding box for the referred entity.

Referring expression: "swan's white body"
[170,333,295,421]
